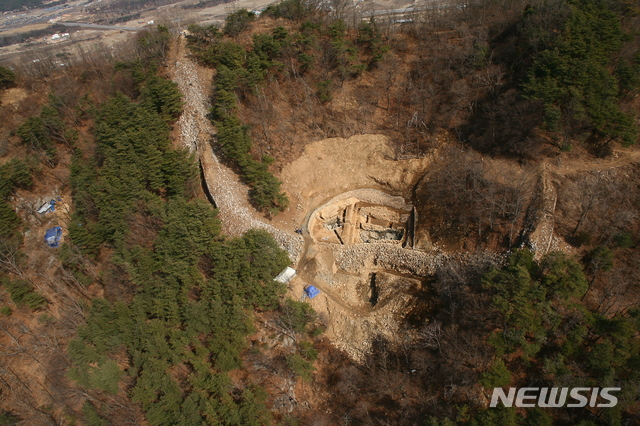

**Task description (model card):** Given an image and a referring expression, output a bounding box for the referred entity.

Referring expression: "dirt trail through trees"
[168,35,303,261]
[550,148,640,176]
[528,162,558,258]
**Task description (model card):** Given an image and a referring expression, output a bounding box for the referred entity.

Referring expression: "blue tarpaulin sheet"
[44,227,62,248]
[305,285,320,299]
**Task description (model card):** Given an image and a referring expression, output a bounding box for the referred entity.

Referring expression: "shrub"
[224,9,255,37]
[140,75,183,121]
[299,341,318,360]
[297,52,314,73]
[281,299,316,334]
[0,159,32,197]
[309,326,324,337]
[0,66,15,90]
[569,231,591,247]
[316,79,333,102]
[479,359,511,388]
[0,410,19,426]
[585,245,614,273]
[613,232,634,248]
[17,116,54,153]
[137,25,171,60]
[0,159,31,244]
[3,279,47,310]
[88,359,122,394]
[0,201,20,240]
[82,402,106,426]
[15,101,76,161]
[262,0,312,21]
[287,353,314,382]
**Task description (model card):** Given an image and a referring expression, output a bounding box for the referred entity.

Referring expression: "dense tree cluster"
[223,9,256,38]
[463,0,639,156]
[16,95,78,164]
[522,0,638,149]
[69,224,291,424]
[0,160,46,313]
[0,66,15,90]
[0,159,31,243]
[0,276,47,311]
[68,67,188,256]
[478,250,640,424]
[65,63,299,423]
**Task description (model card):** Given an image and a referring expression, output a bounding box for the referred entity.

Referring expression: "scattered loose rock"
[170,36,303,262]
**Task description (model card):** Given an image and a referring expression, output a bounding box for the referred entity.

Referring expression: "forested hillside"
[0,0,639,424]
[0,25,324,425]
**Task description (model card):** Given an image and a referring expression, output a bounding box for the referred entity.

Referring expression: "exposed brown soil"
[0,87,28,106]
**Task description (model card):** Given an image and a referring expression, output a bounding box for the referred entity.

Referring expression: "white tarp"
[38,201,54,214]
[274,267,296,284]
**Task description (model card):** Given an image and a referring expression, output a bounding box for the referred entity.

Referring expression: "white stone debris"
[171,39,303,262]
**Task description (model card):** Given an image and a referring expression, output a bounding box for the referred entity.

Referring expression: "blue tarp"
[44,227,62,248]
[305,285,320,299]
[51,197,61,211]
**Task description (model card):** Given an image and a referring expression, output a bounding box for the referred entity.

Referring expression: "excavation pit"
[309,190,414,246]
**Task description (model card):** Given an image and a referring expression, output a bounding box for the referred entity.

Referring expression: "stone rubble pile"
[334,242,448,276]
[172,41,304,262]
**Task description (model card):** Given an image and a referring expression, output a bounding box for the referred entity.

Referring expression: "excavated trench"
[368,273,378,306]
[308,190,416,248]
[198,160,217,208]
[300,189,434,318]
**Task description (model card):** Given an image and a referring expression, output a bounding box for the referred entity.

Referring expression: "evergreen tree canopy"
[68,69,290,424]
[522,0,638,146]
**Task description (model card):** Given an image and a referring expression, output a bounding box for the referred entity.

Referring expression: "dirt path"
[549,147,640,176]
[528,162,558,258]
[296,269,374,317]
[527,147,640,258]
[168,35,304,261]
